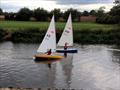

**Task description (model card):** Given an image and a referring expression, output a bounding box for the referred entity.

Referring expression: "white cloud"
[74,3,114,12]
[0,0,56,12]
[0,0,114,12]
[49,0,114,5]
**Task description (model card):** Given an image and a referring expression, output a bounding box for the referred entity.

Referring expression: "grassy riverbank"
[0,21,119,31]
[0,21,120,44]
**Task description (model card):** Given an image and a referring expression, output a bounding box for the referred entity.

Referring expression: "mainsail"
[37,15,56,53]
[57,13,73,46]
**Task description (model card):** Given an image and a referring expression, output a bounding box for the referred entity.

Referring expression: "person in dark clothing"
[47,49,52,68]
[64,42,68,50]
[64,42,68,57]
[47,49,52,55]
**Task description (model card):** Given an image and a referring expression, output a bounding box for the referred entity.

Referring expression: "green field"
[0,21,119,31]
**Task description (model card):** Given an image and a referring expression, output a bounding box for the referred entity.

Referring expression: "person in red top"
[47,49,52,55]
[64,42,68,50]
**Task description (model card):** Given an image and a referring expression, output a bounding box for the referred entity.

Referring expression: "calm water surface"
[0,42,120,90]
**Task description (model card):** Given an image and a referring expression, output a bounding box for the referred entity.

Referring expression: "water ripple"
[0,42,120,89]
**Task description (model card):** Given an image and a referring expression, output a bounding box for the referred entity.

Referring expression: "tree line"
[0,1,120,24]
[0,8,94,21]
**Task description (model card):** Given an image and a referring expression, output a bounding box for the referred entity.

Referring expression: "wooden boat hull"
[56,48,78,53]
[34,54,64,61]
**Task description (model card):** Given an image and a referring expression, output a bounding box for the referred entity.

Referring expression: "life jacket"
[64,45,68,50]
[47,50,51,55]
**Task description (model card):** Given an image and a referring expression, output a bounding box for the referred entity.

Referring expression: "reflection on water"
[111,50,120,64]
[0,42,120,90]
[60,54,73,89]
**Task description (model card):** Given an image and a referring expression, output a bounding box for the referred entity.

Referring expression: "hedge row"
[0,28,120,44]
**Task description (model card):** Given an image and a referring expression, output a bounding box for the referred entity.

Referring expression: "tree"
[110,5,120,23]
[89,10,97,16]
[0,8,3,15]
[96,14,119,24]
[4,12,16,20]
[110,5,120,16]
[49,9,63,21]
[114,0,120,5]
[16,7,32,21]
[82,11,89,16]
[33,8,48,21]
[64,8,81,22]
[96,6,105,17]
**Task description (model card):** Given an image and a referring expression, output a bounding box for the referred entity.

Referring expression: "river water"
[0,42,120,90]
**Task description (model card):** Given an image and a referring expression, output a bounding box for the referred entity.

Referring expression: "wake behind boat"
[56,13,78,53]
[34,15,63,60]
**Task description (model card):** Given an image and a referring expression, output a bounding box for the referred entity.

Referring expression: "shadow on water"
[112,51,120,64]
[34,59,62,69]
[34,59,57,88]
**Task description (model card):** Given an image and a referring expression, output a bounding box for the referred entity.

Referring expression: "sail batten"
[57,13,73,46]
[37,15,56,53]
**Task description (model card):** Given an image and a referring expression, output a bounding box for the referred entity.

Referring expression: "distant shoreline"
[0,28,120,45]
[0,21,120,44]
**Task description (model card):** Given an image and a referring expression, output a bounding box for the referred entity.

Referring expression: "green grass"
[0,21,119,31]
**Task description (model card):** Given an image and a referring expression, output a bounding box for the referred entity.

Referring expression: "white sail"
[57,13,73,46]
[37,15,56,53]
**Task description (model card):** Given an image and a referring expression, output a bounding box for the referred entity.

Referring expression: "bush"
[11,28,45,43]
[96,14,119,24]
[4,28,120,45]
[0,28,6,41]
[74,29,120,44]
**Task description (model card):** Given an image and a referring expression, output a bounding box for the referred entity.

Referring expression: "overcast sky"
[0,0,114,12]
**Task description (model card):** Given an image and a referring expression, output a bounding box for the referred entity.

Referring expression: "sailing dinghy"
[56,13,77,53]
[34,15,63,60]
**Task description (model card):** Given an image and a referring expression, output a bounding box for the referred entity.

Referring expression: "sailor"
[47,49,52,55]
[64,42,68,50]
[64,42,68,57]
[47,49,52,68]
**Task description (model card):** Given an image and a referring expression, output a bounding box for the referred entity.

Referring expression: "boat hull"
[56,48,78,53]
[34,54,64,61]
